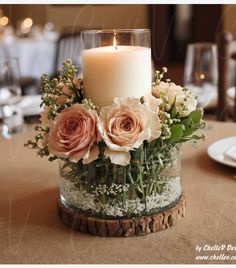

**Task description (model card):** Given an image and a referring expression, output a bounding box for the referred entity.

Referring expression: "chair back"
[54,27,83,75]
[217,31,236,121]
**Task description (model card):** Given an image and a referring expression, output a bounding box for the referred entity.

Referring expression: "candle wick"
[115,45,117,50]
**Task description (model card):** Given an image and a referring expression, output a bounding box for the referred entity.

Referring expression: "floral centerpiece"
[25,59,205,235]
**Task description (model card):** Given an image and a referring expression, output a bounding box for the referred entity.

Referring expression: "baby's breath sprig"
[58,59,78,82]
[154,67,168,85]
[159,110,172,140]
[24,125,60,162]
[40,59,85,121]
[24,133,49,158]
[34,125,49,133]
[159,92,171,111]
[59,61,83,99]
[82,98,97,110]
[46,103,63,120]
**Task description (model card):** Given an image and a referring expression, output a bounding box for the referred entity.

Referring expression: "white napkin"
[224,146,236,161]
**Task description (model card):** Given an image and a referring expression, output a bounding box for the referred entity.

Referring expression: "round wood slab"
[57,194,186,237]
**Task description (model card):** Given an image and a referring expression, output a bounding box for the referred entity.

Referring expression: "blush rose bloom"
[48,104,100,164]
[98,97,161,166]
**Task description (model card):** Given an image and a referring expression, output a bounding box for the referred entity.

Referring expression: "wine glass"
[0,58,23,138]
[184,43,218,108]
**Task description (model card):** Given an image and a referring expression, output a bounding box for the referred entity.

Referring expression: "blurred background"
[0,4,235,136]
[0,4,230,85]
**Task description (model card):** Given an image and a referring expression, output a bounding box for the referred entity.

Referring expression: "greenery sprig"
[40,59,84,120]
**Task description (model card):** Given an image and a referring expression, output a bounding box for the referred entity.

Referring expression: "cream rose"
[48,104,100,163]
[143,94,162,141]
[152,81,197,117]
[98,97,161,166]
[152,81,184,108]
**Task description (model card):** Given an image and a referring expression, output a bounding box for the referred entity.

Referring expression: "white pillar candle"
[82,45,151,108]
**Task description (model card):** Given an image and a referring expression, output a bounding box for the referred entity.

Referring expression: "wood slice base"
[57,194,186,237]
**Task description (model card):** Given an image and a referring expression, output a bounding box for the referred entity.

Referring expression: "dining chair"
[217,31,236,121]
[53,27,84,76]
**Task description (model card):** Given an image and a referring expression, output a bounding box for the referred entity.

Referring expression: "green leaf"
[179,134,205,143]
[182,117,194,137]
[169,124,185,143]
[181,109,204,137]
[189,109,203,126]
[170,106,177,118]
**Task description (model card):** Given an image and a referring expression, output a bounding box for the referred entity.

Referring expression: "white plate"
[207,136,236,168]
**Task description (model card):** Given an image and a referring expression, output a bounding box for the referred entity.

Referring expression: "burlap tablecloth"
[1,120,236,264]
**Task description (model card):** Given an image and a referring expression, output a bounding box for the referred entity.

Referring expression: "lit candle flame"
[113,33,117,50]
[21,17,33,34]
[0,16,9,26]
[200,73,205,80]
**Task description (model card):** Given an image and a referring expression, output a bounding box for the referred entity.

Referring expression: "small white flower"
[162,67,168,73]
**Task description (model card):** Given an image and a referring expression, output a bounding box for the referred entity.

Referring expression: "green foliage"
[168,108,205,144]
[169,124,184,143]
[59,141,176,203]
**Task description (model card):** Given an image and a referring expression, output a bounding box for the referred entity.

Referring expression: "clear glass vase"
[59,145,182,219]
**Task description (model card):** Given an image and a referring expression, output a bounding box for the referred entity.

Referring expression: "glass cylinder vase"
[59,145,182,219]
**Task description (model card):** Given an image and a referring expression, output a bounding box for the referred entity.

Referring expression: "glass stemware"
[0,58,23,138]
[184,43,218,108]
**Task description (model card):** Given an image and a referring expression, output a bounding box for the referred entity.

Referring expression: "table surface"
[1,120,236,264]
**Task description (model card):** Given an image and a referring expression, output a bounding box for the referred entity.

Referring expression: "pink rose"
[48,104,100,164]
[98,97,161,166]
